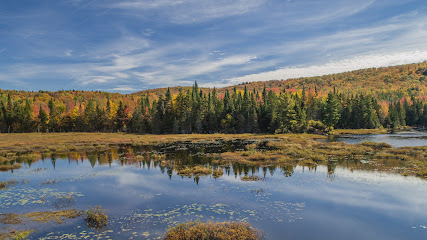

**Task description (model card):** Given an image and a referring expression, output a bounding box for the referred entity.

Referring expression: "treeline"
[1,83,426,134]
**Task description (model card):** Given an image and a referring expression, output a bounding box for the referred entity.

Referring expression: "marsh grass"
[0,179,18,190]
[360,141,392,150]
[163,220,264,240]
[85,206,108,229]
[333,129,388,135]
[214,135,427,178]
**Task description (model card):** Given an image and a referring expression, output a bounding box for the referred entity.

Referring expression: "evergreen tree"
[324,93,340,128]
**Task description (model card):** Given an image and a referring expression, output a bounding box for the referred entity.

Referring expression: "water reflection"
[7,143,415,183]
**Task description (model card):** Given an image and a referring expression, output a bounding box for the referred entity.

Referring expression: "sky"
[1,0,427,93]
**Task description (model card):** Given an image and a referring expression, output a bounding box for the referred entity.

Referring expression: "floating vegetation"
[0,179,18,190]
[0,209,82,225]
[177,166,212,177]
[0,229,33,240]
[241,176,263,181]
[0,187,84,208]
[53,194,76,209]
[85,206,108,229]
[163,220,264,240]
[25,209,82,224]
[0,213,22,224]
[32,168,47,172]
[41,179,57,185]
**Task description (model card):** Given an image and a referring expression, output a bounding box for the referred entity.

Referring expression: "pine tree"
[38,105,48,132]
[324,92,340,128]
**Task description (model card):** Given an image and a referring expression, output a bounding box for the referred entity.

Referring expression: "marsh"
[0,133,426,239]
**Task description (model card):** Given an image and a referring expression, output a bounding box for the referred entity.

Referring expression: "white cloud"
[64,49,73,56]
[109,0,266,24]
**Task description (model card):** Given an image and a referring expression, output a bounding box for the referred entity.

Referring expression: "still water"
[1,138,427,240]
[330,131,427,147]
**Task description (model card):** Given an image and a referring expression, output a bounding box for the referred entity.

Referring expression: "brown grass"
[0,132,324,157]
[85,206,108,229]
[163,220,264,240]
[333,129,388,135]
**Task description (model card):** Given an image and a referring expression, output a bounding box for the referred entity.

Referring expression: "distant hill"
[133,61,427,101]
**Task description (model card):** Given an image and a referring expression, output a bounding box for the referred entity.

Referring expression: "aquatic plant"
[41,179,56,185]
[0,179,18,190]
[53,194,76,208]
[1,209,82,225]
[0,230,33,240]
[85,206,108,229]
[26,209,82,224]
[163,220,264,240]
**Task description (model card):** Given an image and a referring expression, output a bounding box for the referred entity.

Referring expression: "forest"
[1,62,427,134]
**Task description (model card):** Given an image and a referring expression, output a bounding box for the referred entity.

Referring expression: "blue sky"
[1,0,427,92]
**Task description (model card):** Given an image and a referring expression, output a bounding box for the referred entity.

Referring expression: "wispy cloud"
[108,0,266,24]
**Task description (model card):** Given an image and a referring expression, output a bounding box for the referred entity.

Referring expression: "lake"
[1,136,427,240]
